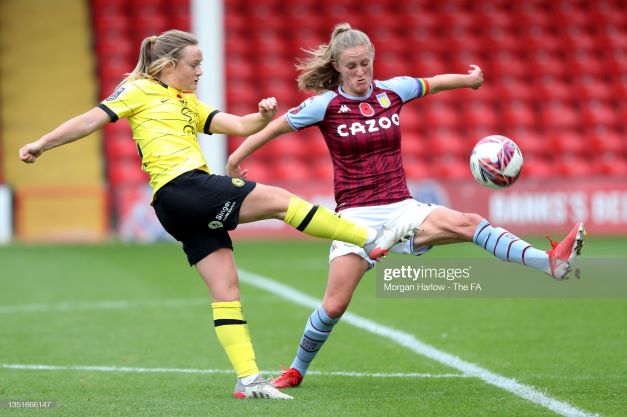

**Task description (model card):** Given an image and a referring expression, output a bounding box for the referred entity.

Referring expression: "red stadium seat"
[108,159,149,187]
[128,0,163,15]
[431,155,469,180]
[226,80,261,109]
[271,158,312,183]
[402,155,432,180]
[105,138,140,161]
[226,56,256,82]
[489,51,528,80]
[311,157,334,182]
[550,131,587,157]
[523,156,555,179]
[494,76,535,102]
[528,51,568,79]
[408,49,450,77]
[566,50,606,79]
[597,154,627,177]
[406,24,446,54]
[540,101,580,130]
[376,52,412,80]
[225,34,252,57]
[318,0,354,15]
[91,0,127,16]
[558,155,597,177]
[588,128,625,155]
[580,100,620,128]
[133,15,169,40]
[596,24,627,50]
[461,100,499,130]
[604,49,627,78]
[300,132,329,159]
[558,26,597,52]
[511,128,553,159]
[224,13,249,34]
[536,76,573,102]
[401,132,427,157]
[501,100,537,129]
[237,159,274,185]
[422,102,460,130]
[516,25,562,53]
[426,130,468,159]
[399,108,422,132]
[481,28,523,55]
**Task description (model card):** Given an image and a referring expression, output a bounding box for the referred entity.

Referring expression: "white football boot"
[233,374,293,400]
[365,217,420,261]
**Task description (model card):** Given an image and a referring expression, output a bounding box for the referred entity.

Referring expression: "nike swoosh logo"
[161,99,169,103]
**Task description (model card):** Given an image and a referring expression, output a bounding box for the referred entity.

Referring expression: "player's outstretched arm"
[424,64,484,95]
[19,107,111,164]
[210,97,278,138]
[226,115,294,179]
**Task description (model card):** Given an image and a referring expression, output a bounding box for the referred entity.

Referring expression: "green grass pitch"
[0,236,625,416]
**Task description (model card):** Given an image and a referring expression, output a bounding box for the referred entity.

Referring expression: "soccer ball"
[469,135,523,189]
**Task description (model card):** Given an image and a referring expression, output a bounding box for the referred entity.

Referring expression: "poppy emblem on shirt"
[376,92,391,108]
[359,102,375,117]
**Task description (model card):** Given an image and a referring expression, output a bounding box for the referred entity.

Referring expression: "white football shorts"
[330,198,439,268]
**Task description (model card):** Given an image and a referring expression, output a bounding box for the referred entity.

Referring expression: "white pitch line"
[0,364,465,379]
[0,298,209,314]
[238,269,599,417]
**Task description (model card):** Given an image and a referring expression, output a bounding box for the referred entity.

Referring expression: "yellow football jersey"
[99,78,219,194]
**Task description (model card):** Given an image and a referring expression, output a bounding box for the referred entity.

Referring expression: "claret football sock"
[473,219,549,271]
[284,195,376,246]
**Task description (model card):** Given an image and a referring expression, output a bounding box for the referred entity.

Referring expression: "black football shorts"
[153,169,256,265]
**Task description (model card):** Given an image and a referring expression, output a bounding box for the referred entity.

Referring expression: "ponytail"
[117,29,198,87]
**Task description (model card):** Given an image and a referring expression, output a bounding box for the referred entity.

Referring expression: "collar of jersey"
[155,79,189,95]
[338,83,372,100]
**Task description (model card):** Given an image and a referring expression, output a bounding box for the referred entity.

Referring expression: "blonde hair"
[296,23,374,93]
[118,29,198,87]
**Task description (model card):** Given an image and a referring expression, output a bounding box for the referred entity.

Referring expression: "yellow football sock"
[212,300,259,378]
[284,195,369,246]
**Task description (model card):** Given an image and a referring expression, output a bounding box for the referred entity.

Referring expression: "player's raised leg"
[413,207,586,280]
[238,184,418,260]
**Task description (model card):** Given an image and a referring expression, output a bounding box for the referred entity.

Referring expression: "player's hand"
[467,64,484,90]
[258,97,278,120]
[226,158,248,179]
[19,142,44,163]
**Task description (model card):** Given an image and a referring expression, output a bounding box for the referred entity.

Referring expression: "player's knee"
[322,300,349,319]
[463,213,484,228]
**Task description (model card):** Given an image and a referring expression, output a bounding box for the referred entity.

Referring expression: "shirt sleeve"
[98,84,144,122]
[285,91,337,130]
[375,77,430,103]
[194,98,220,135]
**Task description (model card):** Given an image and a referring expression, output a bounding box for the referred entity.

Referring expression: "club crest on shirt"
[106,86,125,101]
[359,102,375,117]
[232,178,245,187]
[208,221,223,229]
[376,92,391,108]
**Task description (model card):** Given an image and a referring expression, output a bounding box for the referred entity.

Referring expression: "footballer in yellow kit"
[98,78,220,195]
